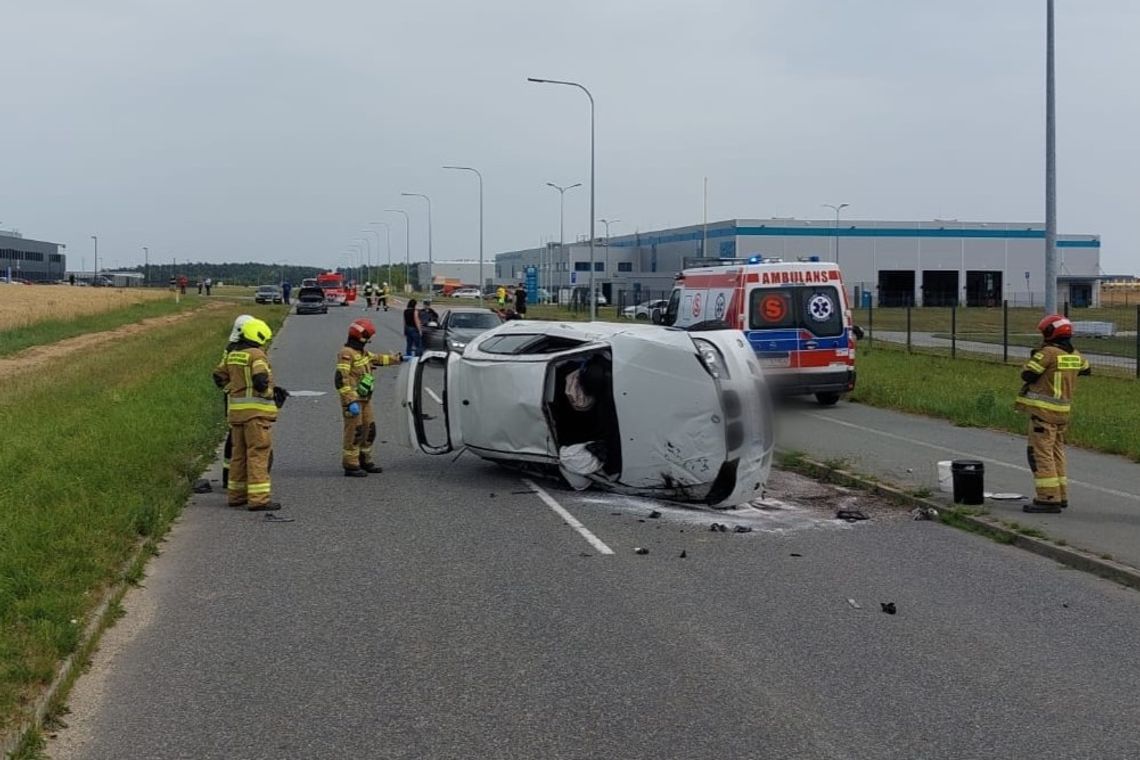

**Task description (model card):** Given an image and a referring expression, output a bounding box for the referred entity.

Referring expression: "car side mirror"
[852,325,865,340]
[651,308,663,325]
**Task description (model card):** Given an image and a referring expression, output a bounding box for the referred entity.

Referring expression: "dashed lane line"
[523,478,615,555]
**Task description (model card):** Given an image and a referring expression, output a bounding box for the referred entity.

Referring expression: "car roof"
[446,307,498,315]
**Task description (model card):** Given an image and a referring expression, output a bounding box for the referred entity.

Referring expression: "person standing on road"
[496,285,507,308]
[403,298,423,357]
[212,318,282,511]
[220,314,254,490]
[514,282,528,319]
[282,280,292,304]
[1016,314,1091,513]
[378,282,389,312]
[336,318,403,477]
[420,298,439,326]
[363,280,374,310]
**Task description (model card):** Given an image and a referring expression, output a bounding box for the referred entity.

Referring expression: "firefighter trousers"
[228,418,274,506]
[342,399,377,470]
[1027,416,1068,503]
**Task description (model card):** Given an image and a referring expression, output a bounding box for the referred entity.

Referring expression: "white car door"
[393,350,460,455]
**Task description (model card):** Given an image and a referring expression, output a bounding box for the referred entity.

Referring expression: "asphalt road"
[50,305,1140,760]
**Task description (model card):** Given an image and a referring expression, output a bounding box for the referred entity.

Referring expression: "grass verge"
[851,344,1140,462]
[0,302,287,738]
[0,295,203,357]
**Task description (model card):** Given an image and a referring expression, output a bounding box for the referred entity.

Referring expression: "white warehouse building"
[495,218,1103,309]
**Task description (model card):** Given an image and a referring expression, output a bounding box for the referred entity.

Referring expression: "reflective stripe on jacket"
[214,347,277,423]
[1016,344,1087,423]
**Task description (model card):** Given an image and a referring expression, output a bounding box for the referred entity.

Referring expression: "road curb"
[777,453,1140,592]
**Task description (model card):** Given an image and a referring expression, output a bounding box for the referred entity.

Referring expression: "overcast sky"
[2,0,1137,273]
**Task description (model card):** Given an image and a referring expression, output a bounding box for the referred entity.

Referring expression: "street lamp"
[599,218,620,293]
[384,209,412,291]
[401,192,433,296]
[443,165,484,293]
[529,76,597,319]
[370,221,392,286]
[90,235,98,284]
[545,181,582,300]
[143,246,149,285]
[364,229,383,283]
[822,203,850,265]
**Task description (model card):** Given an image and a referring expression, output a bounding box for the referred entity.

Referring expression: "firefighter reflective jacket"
[213,345,277,423]
[335,345,402,407]
[1015,343,1089,424]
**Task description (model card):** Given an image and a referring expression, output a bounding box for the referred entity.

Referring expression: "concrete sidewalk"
[776,400,1140,570]
[874,330,1136,373]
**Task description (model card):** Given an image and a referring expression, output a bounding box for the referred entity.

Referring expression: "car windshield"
[449,313,501,329]
[257,286,276,293]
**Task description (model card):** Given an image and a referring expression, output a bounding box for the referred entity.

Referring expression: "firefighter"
[1016,314,1090,513]
[212,318,281,511]
[220,314,254,490]
[378,282,389,312]
[336,318,403,476]
[363,280,374,310]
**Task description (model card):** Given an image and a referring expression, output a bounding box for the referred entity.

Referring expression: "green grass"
[0,302,286,735]
[0,296,202,357]
[862,305,1138,335]
[851,345,1140,461]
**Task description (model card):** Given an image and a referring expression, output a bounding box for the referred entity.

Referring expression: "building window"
[594,262,604,272]
[574,262,590,272]
[618,262,632,272]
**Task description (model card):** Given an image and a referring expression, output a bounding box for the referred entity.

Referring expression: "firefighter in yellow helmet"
[212,318,282,510]
[220,314,254,490]
[336,318,403,476]
[1016,314,1090,513]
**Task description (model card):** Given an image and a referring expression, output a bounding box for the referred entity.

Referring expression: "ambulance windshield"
[748,286,843,337]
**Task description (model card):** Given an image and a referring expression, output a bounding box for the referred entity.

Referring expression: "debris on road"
[634,547,649,555]
[264,514,295,523]
[732,525,753,533]
[880,602,897,615]
[648,510,662,519]
[192,479,212,494]
[910,506,940,521]
[679,550,687,558]
[836,508,869,523]
[709,523,728,532]
[847,598,862,610]
[790,553,803,557]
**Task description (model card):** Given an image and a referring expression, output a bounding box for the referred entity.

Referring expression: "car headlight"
[449,340,467,350]
[693,338,730,380]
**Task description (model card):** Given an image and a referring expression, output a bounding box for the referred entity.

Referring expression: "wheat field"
[0,285,170,331]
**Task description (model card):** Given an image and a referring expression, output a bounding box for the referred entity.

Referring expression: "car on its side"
[393,320,773,506]
[622,299,669,320]
[295,285,328,314]
[450,287,483,299]
[422,307,504,352]
[255,285,283,304]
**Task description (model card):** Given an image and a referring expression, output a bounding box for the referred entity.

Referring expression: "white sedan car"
[450,287,483,298]
[393,320,774,506]
[622,299,669,320]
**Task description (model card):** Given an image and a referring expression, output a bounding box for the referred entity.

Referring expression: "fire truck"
[657,257,860,405]
[316,271,355,306]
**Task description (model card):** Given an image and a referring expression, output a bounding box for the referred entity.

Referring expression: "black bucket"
[951,460,985,505]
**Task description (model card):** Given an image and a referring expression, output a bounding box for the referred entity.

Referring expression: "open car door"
[393,350,456,455]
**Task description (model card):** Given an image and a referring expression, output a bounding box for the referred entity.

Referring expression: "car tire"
[815,392,841,406]
[635,313,649,320]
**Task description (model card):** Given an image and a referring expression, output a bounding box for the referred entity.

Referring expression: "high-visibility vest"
[1016,343,1089,423]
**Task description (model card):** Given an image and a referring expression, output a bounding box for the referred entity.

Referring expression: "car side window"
[478,334,587,355]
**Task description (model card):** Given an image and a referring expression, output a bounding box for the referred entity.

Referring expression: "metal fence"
[858,301,1140,378]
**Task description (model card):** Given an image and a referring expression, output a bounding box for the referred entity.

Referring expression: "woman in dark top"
[403,299,423,356]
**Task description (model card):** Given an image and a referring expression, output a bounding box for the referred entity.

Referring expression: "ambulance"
[656,257,860,405]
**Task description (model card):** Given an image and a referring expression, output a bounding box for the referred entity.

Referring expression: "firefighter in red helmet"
[335,318,403,476]
[1015,314,1090,512]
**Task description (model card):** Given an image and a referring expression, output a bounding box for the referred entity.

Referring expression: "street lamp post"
[545,181,582,301]
[90,235,98,284]
[370,222,392,287]
[1044,0,1057,314]
[384,209,412,291]
[143,246,149,285]
[599,218,619,297]
[529,77,597,319]
[401,193,433,297]
[364,229,384,284]
[822,203,850,265]
[443,166,484,292]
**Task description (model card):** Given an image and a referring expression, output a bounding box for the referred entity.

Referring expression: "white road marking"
[284,390,326,397]
[804,412,1140,502]
[523,479,615,555]
[425,387,443,405]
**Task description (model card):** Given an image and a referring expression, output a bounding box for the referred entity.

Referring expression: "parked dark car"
[422,308,503,352]
[255,285,283,304]
[295,286,328,314]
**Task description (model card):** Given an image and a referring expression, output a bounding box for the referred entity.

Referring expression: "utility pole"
[143,246,149,285]
[1044,0,1058,314]
[822,203,850,265]
[703,177,708,258]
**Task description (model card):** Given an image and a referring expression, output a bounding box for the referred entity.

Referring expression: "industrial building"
[495,218,1103,308]
[0,230,65,282]
[408,260,487,290]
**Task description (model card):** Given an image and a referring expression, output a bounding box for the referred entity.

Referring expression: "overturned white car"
[392,321,774,506]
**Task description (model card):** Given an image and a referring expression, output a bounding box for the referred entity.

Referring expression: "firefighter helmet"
[240,318,273,346]
[348,318,376,342]
[1037,314,1073,341]
[228,314,254,343]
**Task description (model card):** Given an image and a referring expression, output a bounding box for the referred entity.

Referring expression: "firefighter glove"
[273,386,290,408]
[347,402,361,417]
[356,374,375,397]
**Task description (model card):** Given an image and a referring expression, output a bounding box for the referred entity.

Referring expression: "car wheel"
[635,313,649,320]
[815,392,841,406]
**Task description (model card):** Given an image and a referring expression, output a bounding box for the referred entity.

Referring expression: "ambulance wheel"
[815,392,841,406]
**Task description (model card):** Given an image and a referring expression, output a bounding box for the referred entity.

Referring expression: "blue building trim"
[609,225,1100,249]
